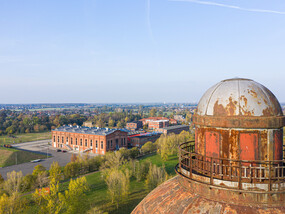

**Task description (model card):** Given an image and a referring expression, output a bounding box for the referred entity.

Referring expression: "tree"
[105,168,130,208]
[141,141,156,154]
[64,176,89,214]
[149,108,157,117]
[145,164,168,191]
[130,160,151,182]
[70,153,78,162]
[108,118,114,128]
[35,171,49,189]
[129,147,140,159]
[36,178,65,214]
[3,171,23,195]
[116,121,123,128]
[49,162,62,183]
[32,164,46,177]
[0,192,26,214]
[64,162,80,179]
[0,173,4,184]
[1,171,25,214]
[22,174,36,192]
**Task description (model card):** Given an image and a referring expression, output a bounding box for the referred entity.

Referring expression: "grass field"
[0,132,51,145]
[23,153,178,214]
[0,147,49,167]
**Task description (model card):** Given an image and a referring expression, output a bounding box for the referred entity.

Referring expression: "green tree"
[32,164,46,177]
[3,171,23,195]
[37,178,65,214]
[108,118,114,128]
[149,108,157,117]
[141,141,156,154]
[49,162,62,183]
[145,164,168,191]
[64,176,89,214]
[105,168,130,209]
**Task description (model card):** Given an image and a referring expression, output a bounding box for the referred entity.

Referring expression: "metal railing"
[179,141,285,191]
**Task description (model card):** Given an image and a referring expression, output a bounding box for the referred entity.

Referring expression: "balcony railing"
[178,141,285,192]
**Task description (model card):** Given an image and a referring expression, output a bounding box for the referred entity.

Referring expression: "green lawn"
[0,147,50,167]
[0,132,51,145]
[23,153,178,214]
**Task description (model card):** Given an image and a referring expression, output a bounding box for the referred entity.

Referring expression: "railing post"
[268,161,272,191]
[210,157,213,185]
[238,161,242,190]
[249,163,252,183]
[179,144,181,173]
[190,153,192,179]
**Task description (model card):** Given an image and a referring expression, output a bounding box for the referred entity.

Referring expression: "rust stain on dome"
[132,176,285,214]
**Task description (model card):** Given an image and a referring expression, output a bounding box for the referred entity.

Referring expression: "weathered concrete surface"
[132,176,285,214]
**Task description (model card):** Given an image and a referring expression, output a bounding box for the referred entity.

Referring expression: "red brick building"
[140,117,177,129]
[52,125,128,155]
[126,121,143,131]
[148,120,169,129]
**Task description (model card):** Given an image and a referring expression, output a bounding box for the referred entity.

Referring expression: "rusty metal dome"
[196,78,283,117]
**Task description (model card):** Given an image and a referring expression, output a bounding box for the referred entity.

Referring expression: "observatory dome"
[196,78,283,117]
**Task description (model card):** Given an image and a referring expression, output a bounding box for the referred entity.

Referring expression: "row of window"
[53,135,126,150]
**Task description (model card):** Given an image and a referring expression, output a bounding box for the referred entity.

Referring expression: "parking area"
[0,140,73,179]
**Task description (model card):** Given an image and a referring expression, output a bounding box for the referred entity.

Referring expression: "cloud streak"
[146,0,156,44]
[170,0,285,15]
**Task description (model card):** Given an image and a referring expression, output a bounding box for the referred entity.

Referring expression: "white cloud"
[170,0,285,15]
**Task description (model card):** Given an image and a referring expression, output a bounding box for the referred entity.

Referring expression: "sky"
[1,0,285,103]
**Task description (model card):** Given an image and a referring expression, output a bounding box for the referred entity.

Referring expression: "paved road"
[0,140,73,179]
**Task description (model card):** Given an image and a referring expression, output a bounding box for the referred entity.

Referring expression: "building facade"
[126,121,143,131]
[139,117,177,127]
[128,132,161,148]
[157,125,190,135]
[52,125,128,155]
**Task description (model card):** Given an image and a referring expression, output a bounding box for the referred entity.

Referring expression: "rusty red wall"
[239,133,258,163]
[195,126,283,161]
[205,132,220,159]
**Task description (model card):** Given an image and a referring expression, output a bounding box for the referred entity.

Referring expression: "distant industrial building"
[139,117,177,130]
[128,132,161,148]
[126,121,143,131]
[157,125,190,135]
[52,125,128,155]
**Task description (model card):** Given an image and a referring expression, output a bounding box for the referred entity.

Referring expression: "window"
[66,137,68,142]
[76,138,78,145]
[71,138,73,145]
[80,139,82,146]
[121,139,123,146]
[85,139,87,146]
[62,137,64,143]
[111,140,113,147]
[123,138,125,145]
[101,141,103,149]
[53,136,55,142]
[90,139,93,147]
[57,136,59,142]
[96,140,98,148]
[107,141,109,149]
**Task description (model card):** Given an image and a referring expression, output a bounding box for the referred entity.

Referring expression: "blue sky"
[1,0,285,103]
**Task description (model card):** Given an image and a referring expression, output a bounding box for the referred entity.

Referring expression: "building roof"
[53,125,128,136]
[160,125,189,131]
[132,176,285,214]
